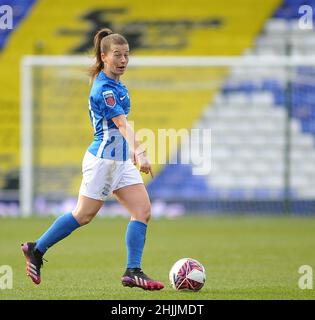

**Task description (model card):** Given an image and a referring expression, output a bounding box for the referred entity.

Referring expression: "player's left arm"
[112,115,153,177]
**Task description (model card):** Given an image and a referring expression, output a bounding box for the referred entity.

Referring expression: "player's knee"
[142,203,151,223]
[72,209,96,226]
[78,216,93,226]
[132,204,151,223]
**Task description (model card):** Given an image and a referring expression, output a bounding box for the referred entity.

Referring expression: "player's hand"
[136,153,154,178]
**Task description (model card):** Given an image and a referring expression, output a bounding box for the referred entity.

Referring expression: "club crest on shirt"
[103,90,116,108]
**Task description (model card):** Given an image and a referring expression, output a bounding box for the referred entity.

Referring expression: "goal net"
[20,56,315,216]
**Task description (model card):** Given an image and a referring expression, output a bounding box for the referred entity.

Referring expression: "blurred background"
[1,0,315,217]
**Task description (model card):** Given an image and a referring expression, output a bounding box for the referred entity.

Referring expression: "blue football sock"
[35,212,80,254]
[125,220,147,269]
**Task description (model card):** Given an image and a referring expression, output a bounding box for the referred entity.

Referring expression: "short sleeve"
[100,87,125,121]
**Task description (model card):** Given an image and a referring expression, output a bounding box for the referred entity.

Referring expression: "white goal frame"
[20,55,315,216]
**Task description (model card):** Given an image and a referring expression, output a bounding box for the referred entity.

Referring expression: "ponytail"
[88,28,113,82]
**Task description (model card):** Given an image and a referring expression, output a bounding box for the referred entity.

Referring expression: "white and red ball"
[169,258,206,291]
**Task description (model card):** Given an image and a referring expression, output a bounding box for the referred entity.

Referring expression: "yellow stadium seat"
[0,0,281,196]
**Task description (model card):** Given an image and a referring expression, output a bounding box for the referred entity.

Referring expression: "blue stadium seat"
[253,188,272,199]
[0,0,36,51]
[274,0,315,20]
[227,189,246,200]
[145,0,315,204]
[148,164,211,200]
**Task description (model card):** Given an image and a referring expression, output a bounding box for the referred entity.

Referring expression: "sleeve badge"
[102,90,116,108]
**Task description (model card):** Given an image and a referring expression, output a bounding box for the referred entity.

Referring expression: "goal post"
[20,55,315,216]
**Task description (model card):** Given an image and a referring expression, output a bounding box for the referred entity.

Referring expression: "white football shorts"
[79,151,143,201]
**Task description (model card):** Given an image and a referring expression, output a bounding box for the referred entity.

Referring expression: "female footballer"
[21,28,164,291]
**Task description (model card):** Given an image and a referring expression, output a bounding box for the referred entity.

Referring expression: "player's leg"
[22,151,109,284]
[113,183,164,290]
[114,183,150,269]
[72,195,104,225]
[35,194,103,253]
[21,195,103,284]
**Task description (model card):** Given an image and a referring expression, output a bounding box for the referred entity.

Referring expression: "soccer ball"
[169,258,206,291]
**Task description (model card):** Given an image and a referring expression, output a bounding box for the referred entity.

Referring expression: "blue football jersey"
[87,71,130,161]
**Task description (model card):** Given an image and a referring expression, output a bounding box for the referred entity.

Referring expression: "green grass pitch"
[1,215,315,300]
